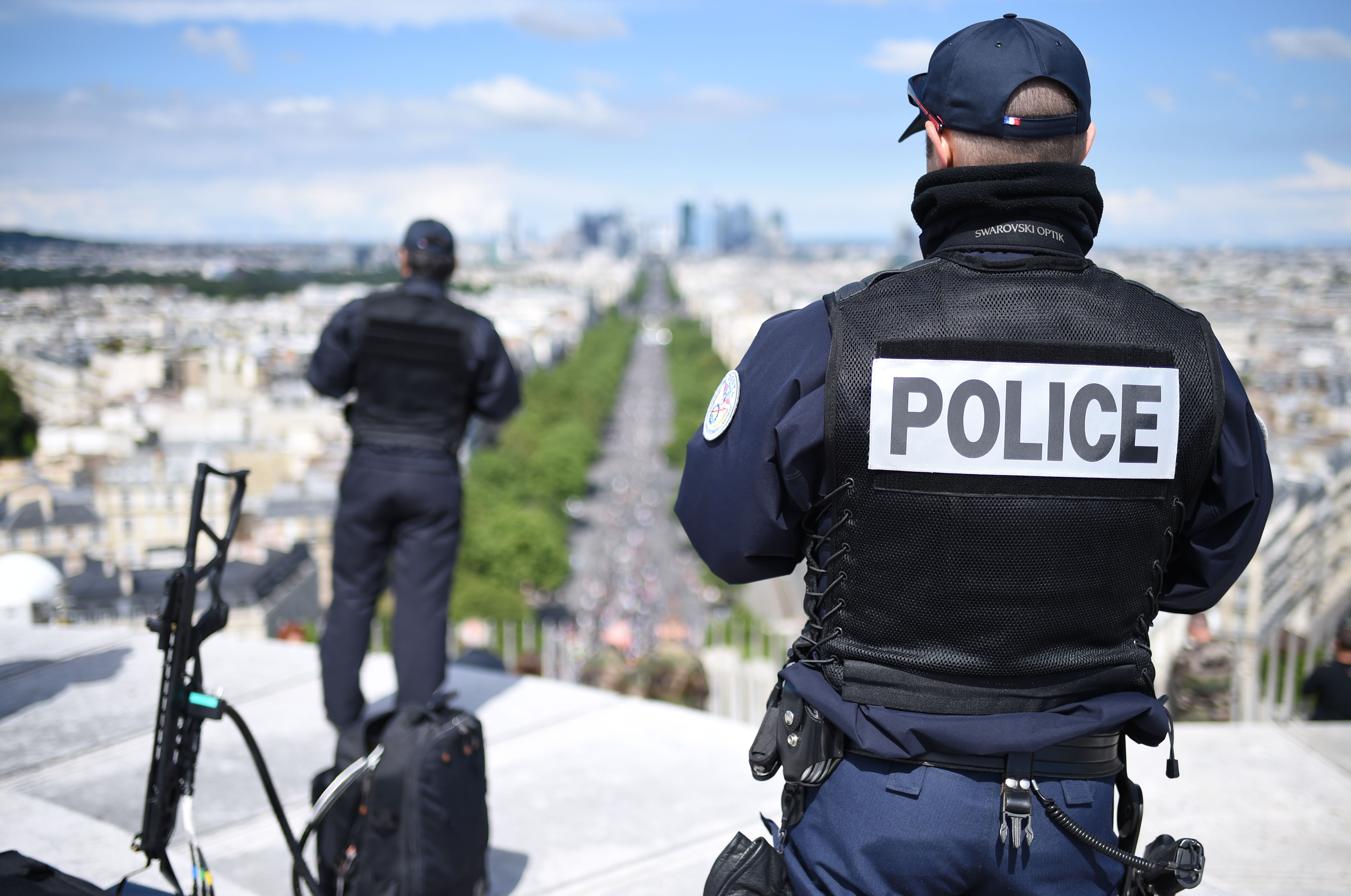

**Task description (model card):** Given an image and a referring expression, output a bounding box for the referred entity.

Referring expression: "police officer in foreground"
[679,15,1272,896]
[308,219,520,728]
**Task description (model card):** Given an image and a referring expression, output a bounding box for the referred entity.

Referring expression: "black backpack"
[310,700,489,896]
[0,853,104,896]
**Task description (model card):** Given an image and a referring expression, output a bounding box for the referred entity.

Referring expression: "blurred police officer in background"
[308,219,520,728]
[1301,623,1351,721]
[679,14,1272,896]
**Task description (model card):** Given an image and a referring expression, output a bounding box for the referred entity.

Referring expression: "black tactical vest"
[808,249,1224,714]
[346,289,474,452]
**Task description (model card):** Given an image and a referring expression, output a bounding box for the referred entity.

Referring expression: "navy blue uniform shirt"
[306,275,521,425]
[675,259,1273,757]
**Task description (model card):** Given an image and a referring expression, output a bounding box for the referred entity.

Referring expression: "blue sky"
[1,0,1349,246]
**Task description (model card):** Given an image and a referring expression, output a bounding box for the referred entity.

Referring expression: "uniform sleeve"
[471,320,521,422]
[674,300,830,584]
[1159,344,1274,614]
[305,300,362,398]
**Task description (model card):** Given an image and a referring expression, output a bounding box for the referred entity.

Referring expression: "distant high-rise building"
[714,203,756,254]
[764,209,787,253]
[576,211,633,257]
[490,211,521,263]
[678,202,698,253]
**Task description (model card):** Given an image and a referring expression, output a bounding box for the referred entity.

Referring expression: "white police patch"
[868,358,1180,479]
[703,369,740,441]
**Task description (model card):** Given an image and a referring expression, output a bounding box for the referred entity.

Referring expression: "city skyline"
[0,1,1349,247]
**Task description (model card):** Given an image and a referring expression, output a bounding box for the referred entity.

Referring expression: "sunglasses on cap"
[907,78,944,133]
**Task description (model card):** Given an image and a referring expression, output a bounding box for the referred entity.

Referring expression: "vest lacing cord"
[1136,497,1187,659]
[791,477,855,667]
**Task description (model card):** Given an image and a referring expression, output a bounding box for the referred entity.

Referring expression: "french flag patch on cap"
[1003,115,1022,126]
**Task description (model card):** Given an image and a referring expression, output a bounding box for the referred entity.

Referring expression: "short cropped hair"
[406,248,456,282]
[929,77,1088,166]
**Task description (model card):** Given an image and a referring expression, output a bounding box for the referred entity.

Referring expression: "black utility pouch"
[703,833,794,896]
[749,694,782,781]
[776,684,844,787]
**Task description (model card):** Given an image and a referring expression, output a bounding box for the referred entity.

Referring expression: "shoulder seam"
[832,260,939,307]
[1098,268,1204,318]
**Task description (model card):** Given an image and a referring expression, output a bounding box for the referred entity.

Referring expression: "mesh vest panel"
[815,255,1223,713]
[348,290,474,452]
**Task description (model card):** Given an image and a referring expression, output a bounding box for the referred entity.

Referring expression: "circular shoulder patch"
[703,369,740,442]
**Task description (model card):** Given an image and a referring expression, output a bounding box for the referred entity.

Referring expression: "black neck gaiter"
[911,163,1104,258]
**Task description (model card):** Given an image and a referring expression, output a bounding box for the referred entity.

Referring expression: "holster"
[1114,737,1144,856]
[749,682,844,787]
[747,682,845,836]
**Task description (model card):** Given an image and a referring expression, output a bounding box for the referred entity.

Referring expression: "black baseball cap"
[402,218,455,257]
[899,13,1091,142]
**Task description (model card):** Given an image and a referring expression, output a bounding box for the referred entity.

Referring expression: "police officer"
[678,15,1272,896]
[308,219,520,728]
[1301,623,1351,721]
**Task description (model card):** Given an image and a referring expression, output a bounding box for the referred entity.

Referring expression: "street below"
[558,261,713,656]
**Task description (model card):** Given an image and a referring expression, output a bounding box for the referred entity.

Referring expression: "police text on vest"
[868,358,1180,479]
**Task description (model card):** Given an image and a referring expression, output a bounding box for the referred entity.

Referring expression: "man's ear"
[925,120,954,168]
[1081,122,1096,162]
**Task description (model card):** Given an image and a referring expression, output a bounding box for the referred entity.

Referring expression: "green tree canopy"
[0,368,38,458]
[448,309,637,623]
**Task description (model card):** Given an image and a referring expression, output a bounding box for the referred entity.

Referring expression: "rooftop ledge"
[2,625,1348,896]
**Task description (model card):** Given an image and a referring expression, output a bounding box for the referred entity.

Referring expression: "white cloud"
[181,24,251,73]
[826,0,952,6]
[265,96,334,119]
[1100,153,1351,245]
[449,76,619,130]
[1265,27,1351,61]
[864,38,935,74]
[0,163,517,240]
[1144,87,1175,113]
[35,0,629,37]
[511,8,626,40]
[681,85,769,117]
[0,79,622,158]
[1209,68,1261,102]
[1280,152,1351,190]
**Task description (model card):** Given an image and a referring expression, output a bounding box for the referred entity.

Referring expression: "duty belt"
[847,729,1123,780]
[850,730,1124,850]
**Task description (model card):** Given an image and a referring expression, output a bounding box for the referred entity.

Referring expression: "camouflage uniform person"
[580,619,635,693]
[1168,613,1234,721]
[580,645,633,693]
[633,644,710,708]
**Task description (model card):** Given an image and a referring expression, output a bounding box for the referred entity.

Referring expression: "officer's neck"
[911,162,1103,259]
[402,274,449,299]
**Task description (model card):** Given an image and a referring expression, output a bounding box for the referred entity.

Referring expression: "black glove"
[703,834,795,896]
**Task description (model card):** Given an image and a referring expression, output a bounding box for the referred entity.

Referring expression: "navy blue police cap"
[899,13,1090,142]
[402,218,455,258]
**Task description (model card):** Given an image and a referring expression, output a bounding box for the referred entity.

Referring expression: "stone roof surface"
[1,625,1348,895]
[0,625,779,895]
